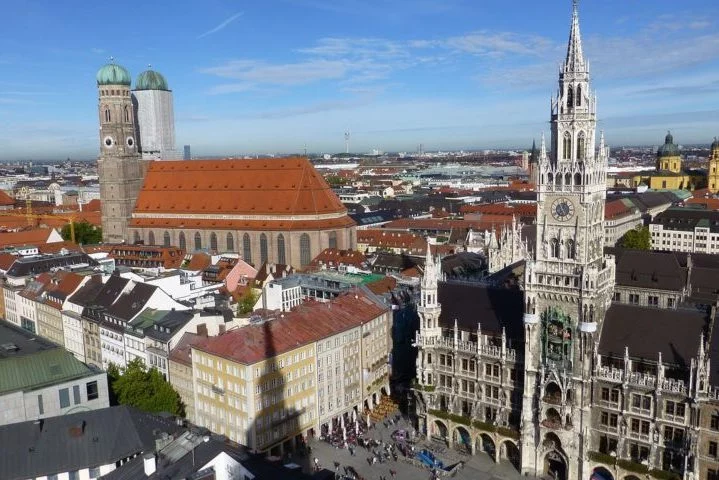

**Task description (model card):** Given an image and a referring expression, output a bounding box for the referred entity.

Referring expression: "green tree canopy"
[107,359,185,417]
[619,226,651,250]
[61,220,102,245]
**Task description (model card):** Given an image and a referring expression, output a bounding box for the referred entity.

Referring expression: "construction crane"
[18,186,32,226]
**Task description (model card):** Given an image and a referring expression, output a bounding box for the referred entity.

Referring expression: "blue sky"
[1,0,719,160]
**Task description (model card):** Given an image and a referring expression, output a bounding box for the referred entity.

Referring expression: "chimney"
[197,324,208,337]
[143,452,156,476]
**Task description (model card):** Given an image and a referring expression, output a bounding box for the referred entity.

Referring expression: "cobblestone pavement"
[302,415,540,480]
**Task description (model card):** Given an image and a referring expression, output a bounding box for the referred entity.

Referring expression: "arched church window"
[564,173,571,186]
[577,132,585,160]
[260,234,268,264]
[277,234,286,264]
[300,233,311,266]
[148,231,155,245]
[567,86,574,110]
[163,231,171,247]
[226,233,234,252]
[547,173,553,185]
[329,231,337,250]
[124,106,130,123]
[194,232,202,251]
[104,108,111,123]
[133,231,140,244]
[563,132,572,160]
[550,239,560,258]
[243,234,251,263]
[576,85,582,106]
[567,239,576,260]
[574,172,582,186]
[210,232,218,252]
[179,232,186,251]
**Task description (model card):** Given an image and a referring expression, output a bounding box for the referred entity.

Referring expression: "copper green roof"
[0,348,96,395]
[657,131,680,158]
[135,69,169,91]
[96,63,131,86]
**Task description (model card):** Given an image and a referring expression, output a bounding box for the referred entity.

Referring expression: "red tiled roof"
[185,253,211,272]
[460,203,537,217]
[194,291,388,365]
[604,199,636,219]
[110,244,185,269]
[0,190,14,206]
[0,228,58,249]
[84,199,101,212]
[129,216,354,231]
[365,276,397,295]
[382,218,510,232]
[0,253,15,271]
[134,158,351,219]
[357,230,423,249]
[309,248,367,269]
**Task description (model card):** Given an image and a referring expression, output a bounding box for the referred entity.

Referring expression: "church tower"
[96,61,146,244]
[520,2,615,478]
[708,138,719,194]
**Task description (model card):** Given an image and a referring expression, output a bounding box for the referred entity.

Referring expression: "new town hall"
[414,3,719,480]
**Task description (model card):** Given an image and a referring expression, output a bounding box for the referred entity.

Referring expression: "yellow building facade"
[191,342,317,454]
[708,138,719,194]
[631,132,704,190]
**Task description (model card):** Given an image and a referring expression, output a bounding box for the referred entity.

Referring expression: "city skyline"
[1,0,719,160]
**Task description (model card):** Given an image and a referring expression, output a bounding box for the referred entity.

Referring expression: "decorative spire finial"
[565,0,586,72]
[109,56,115,64]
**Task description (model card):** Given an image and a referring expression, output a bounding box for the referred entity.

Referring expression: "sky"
[1,0,719,160]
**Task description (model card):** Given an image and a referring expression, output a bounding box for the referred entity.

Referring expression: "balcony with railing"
[416,334,517,361]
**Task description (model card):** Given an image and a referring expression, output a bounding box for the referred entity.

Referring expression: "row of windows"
[136,231,318,266]
[53,381,99,411]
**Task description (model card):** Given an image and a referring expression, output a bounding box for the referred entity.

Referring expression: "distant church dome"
[657,131,680,157]
[135,69,169,91]
[96,62,131,86]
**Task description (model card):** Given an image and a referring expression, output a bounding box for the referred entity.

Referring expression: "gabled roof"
[437,282,525,341]
[613,249,686,292]
[0,228,58,249]
[67,275,105,308]
[599,303,708,369]
[194,291,388,365]
[105,282,158,322]
[133,158,348,218]
[0,405,181,480]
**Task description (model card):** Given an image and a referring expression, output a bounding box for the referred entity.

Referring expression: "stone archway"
[590,466,614,480]
[432,419,448,441]
[544,450,567,480]
[453,426,472,454]
[544,381,562,404]
[477,433,496,461]
[499,439,520,471]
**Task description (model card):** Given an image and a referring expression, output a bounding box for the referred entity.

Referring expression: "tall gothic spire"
[564,0,586,73]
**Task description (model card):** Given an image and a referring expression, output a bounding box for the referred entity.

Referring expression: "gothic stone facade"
[413,3,719,480]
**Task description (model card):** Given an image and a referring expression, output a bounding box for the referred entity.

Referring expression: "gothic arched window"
[329,231,337,250]
[567,86,574,110]
[576,85,582,107]
[133,231,140,244]
[148,231,155,245]
[179,232,186,251]
[564,173,571,186]
[574,172,582,186]
[104,107,111,123]
[567,239,576,260]
[163,231,171,247]
[550,238,560,258]
[226,233,234,252]
[277,234,286,264]
[563,132,572,160]
[547,173,553,185]
[243,233,251,263]
[194,232,202,251]
[577,132,585,160]
[124,106,130,123]
[300,233,311,266]
[260,234,268,264]
[210,232,218,252]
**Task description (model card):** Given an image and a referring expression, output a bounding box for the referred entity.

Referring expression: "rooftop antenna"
[344,130,351,154]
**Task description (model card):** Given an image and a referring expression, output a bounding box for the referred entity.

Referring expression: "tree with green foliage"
[619,226,651,250]
[325,175,348,187]
[107,359,185,417]
[61,220,102,245]
[237,290,259,315]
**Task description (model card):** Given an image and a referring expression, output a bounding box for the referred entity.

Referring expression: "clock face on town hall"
[551,197,575,222]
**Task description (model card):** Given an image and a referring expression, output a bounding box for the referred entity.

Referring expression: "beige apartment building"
[191,289,391,455]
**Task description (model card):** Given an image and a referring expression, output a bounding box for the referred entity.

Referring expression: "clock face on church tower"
[551,198,575,222]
